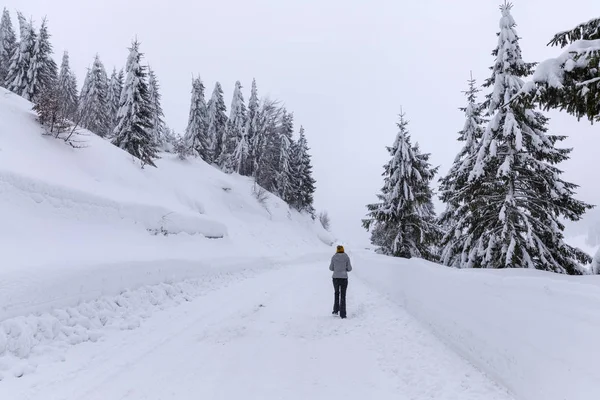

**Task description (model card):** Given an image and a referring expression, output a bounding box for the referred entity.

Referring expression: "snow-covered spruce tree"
[5,13,36,98]
[438,73,486,268]
[206,81,228,164]
[222,81,248,173]
[289,126,316,214]
[0,8,17,86]
[276,109,294,201]
[106,68,123,134]
[79,55,110,137]
[27,18,57,103]
[464,3,593,274]
[57,51,78,119]
[362,111,440,261]
[183,76,210,160]
[147,66,167,148]
[112,40,158,168]
[524,16,599,124]
[254,99,283,191]
[246,78,260,176]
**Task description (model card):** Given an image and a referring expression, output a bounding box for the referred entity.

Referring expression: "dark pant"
[332,278,348,317]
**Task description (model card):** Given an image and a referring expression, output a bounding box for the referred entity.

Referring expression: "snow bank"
[354,250,600,400]
[0,87,333,323]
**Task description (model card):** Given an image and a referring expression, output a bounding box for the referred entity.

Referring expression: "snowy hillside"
[0,87,333,321]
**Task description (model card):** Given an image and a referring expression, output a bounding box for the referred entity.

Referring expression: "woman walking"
[329,245,352,319]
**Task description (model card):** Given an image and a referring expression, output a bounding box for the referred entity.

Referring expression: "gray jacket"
[329,252,352,278]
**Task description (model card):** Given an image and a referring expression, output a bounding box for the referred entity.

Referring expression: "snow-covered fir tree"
[276,109,294,201]
[438,73,486,268]
[462,3,592,274]
[289,126,316,214]
[112,40,158,168]
[246,78,260,176]
[0,8,17,86]
[362,111,440,261]
[27,18,57,103]
[183,75,210,160]
[79,55,110,137]
[206,81,228,164]
[525,16,600,124]
[223,81,248,174]
[5,13,36,98]
[106,68,123,134]
[254,99,282,191]
[147,66,167,148]
[57,51,78,119]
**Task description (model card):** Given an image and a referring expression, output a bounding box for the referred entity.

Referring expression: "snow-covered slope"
[0,87,333,321]
[353,250,600,400]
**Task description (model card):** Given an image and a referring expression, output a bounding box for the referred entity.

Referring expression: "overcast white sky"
[6,0,599,246]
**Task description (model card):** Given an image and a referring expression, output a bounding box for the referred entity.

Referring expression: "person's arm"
[329,258,334,271]
[346,255,352,272]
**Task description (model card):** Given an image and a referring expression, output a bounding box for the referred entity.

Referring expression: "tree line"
[0,8,316,215]
[363,2,599,275]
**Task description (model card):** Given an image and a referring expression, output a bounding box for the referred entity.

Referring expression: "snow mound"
[354,250,600,400]
[0,87,334,322]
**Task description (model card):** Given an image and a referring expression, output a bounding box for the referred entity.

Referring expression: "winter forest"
[362,3,600,275]
[1,3,599,275]
[0,7,317,215]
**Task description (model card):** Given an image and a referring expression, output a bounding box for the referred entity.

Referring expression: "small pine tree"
[57,51,78,119]
[5,13,36,98]
[183,75,210,160]
[362,111,440,261]
[112,40,158,168]
[593,248,600,274]
[206,81,228,163]
[438,73,486,268]
[147,66,167,148]
[106,68,123,134]
[79,54,110,137]
[464,3,593,274]
[0,8,17,86]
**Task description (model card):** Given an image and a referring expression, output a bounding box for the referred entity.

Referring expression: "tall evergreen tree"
[56,51,78,119]
[27,18,57,103]
[206,81,228,164]
[79,54,110,137]
[183,75,210,160]
[362,111,440,261]
[289,126,316,214]
[0,8,17,86]
[147,66,167,148]
[246,78,260,175]
[438,73,486,268]
[5,13,36,98]
[112,40,158,168]
[462,3,592,274]
[106,68,123,134]
[276,109,295,201]
[255,99,282,191]
[224,81,248,174]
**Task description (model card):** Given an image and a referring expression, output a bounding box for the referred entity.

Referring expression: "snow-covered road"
[1,261,514,400]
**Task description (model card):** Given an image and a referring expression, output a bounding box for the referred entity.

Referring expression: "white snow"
[354,250,600,400]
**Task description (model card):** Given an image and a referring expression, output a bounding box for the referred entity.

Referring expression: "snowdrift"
[354,250,600,400]
[0,87,334,322]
